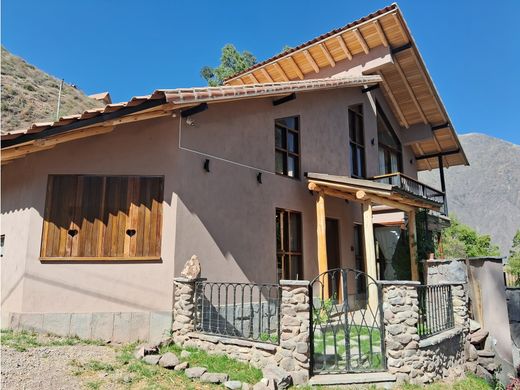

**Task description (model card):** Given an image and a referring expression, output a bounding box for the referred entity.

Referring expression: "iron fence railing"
[370,172,447,215]
[194,281,281,344]
[417,284,454,339]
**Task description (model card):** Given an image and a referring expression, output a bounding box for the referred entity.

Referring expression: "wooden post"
[408,210,419,281]
[316,191,329,299]
[362,201,378,310]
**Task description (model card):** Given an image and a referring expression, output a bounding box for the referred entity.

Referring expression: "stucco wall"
[1,86,418,319]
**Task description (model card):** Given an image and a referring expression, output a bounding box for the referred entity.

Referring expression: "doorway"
[326,218,341,298]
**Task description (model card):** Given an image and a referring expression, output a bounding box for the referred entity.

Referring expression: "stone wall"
[172,278,310,384]
[381,281,468,384]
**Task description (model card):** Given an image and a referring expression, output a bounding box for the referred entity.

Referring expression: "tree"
[505,230,520,285]
[438,214,500,258]
[200,44,257,86]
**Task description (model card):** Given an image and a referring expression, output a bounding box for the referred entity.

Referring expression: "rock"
[158,352,179,369]
[252,383,269,390]
[469,329,489,345]
[262,364,292,389]
[224,380,243,389]
[180,255,201,280]
[134,343,159,359]
[200,372,229,384]
[122,374,133,384]
[185,367,207,379]
[174,361,189,371]
[290,370,309,385]
[242,383,252,390]
[465,343,479,361]
[180,350,191,359]
[476,349,494,358]
[476,365,493,383]
[470,319,481,332]
[143,355,161,365]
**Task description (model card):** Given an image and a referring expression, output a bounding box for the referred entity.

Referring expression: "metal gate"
[309,268,386,374]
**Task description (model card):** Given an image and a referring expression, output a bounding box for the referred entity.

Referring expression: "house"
[0,4,468,342]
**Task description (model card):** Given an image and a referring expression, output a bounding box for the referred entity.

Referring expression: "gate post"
[278,280,311,383]
[172,277,200,345]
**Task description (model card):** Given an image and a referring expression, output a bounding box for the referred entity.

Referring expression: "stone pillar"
[451,284,469,333]
[277,280,311,383]
[380,281,421,383]
[172,277,203,345]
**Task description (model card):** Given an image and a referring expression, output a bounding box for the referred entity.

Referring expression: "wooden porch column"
[316,190,329,299]
[362,201,378,310]
[408,210,419,281]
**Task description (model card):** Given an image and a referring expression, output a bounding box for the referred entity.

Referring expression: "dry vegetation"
[1,46,103,133]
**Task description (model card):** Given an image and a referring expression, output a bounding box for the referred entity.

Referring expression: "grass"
[0,329,104,352]
[397,373,492,390]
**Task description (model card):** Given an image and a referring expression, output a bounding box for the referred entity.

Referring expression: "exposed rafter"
[260,68,274,83]
[373,20,388,47]
[287,56,304,79]
[336,35,352,60]
[392,13,408,42]
[394,57,428,124]
[353,28,369,54]
[303,50,320,73]
[273,62,289,82]
[248,73,259,83]
[319,43,336,67]
[377,71,409,128]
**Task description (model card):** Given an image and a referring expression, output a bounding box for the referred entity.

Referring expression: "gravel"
[1,345,116,390]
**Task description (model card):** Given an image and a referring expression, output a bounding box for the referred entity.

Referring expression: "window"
[275,117,300,179]
[353,224,366,293]
[40,175,164,260]
[377,102,402,184]
[348,105,365,178]
[276,209,302,280]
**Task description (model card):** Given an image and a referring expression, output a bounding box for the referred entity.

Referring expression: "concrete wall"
[1,86,418,338]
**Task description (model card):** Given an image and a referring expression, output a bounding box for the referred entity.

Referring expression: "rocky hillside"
[419,133,520,256]
[1,47,103,133]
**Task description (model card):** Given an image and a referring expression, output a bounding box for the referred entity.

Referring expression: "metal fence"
[194,281,281,344]
[417,284,454,339]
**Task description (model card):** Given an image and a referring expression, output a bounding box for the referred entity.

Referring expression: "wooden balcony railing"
[370,172,447,215]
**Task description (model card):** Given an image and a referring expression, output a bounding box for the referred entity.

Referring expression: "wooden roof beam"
[373,20,388,47]
[319,43,336,67]
[287,56,304,79]
[273,62,289,82]
[394,57,428,124]
[303,50,320,73]
[414,143,433,170]
[353,28,369,54]
[392,13,409,43]
[248,73,259,83]
[377,71,409,128]
[260,68,274,83]
[336,36,352,60]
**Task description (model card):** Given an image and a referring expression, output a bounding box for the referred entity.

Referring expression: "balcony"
[370,172,447,215]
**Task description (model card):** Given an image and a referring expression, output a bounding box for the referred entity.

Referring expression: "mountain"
[1,47,103,133]
[419,133,520,256]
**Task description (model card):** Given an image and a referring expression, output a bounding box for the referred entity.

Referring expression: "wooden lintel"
[287,56,304,80]
[377,71,409,128]
[319,43,336,67]
[260,68,274,83]
[363,193,415,212]
[336,36,352,60]
[394,58,428,124]
[373,20,388,47]
[303,50,320,73]
[273,62,289,82]
[353,29,369,54]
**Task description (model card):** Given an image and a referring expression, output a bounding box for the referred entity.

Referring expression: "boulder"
[143,355,161,365]
[469,329,489,345]
[134,343,159,359]
[200,372,229,384]
[158,352,179,369]
[181,255,201,280]
[174,361,189,371]
[262,364,292,390]
[224,381,243,390]
[185,367,207,379]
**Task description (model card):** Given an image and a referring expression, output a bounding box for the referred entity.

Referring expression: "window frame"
[276,208,303,281]
[275,116,301,180]
[39,174,164,262]
[376,102,403,176]
[348,104,366,179]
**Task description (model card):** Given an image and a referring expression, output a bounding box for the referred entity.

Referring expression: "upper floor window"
[377,103,402,183]
[348,105,365,178]
[275,116,300,179]
[40,175,164,260]
[276,208,303,281]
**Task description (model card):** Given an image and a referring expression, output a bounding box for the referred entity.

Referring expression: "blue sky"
[2,0,519,144]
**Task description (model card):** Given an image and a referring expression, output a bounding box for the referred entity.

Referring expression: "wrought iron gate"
[309,268,386,374]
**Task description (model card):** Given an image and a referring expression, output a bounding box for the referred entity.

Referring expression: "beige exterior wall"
[1,86,418,319]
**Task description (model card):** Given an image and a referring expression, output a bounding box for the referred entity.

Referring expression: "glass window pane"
[283,212,289,251]
[275,151,285,175]
[276,211,281,251]
[289,255,302,280]
[287,156,298,178]
[349,110,356,140]
[276,117,297,130]
[275,126,285,149]
[277,254,284,281]
[289,213,301,251]
[287,131,298,153]
[356,115,364,143]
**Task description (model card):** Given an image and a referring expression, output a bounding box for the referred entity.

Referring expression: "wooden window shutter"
[41,175,164,260]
